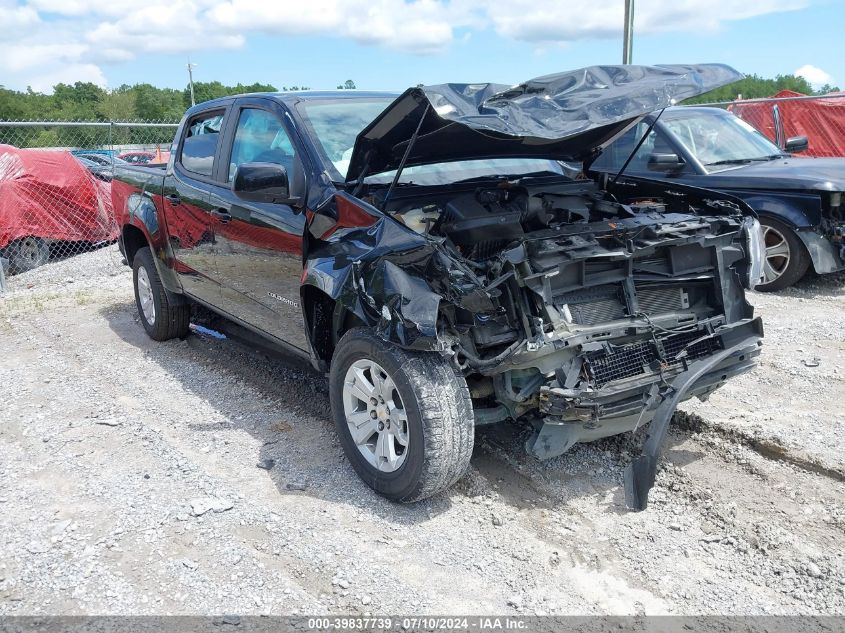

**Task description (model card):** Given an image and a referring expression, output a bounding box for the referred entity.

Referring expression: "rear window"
[181,111,224,176]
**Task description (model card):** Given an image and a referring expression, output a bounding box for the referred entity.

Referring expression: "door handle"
[210,208,232,223]
[164,193,181,205]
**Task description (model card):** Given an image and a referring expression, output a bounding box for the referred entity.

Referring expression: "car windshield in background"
[662,110,785,171]
[298,98,573,185]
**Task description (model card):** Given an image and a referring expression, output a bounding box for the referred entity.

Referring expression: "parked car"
[75,156,113,182]
[117,151,155,165]
[591,106,845,290]
[0,146,117,273]
[76,153,128,166]
[111,65,764,509]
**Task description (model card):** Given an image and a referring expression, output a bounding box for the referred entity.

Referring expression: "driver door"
[206,102,308,351]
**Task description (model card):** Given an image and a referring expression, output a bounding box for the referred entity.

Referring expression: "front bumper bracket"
[624,322,762,511]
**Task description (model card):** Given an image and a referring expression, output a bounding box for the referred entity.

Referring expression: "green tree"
[683,73,839,104]
[133,84,184,121]
[97,88,138,121]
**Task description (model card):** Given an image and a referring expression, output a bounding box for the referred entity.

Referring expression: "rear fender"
[122,191,183,295]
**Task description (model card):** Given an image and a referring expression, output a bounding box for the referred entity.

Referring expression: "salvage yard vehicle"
[591,106,845,290]
[0,145,117,273]
[112,64,765,509]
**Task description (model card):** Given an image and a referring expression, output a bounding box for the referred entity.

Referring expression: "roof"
[186,90,399,113]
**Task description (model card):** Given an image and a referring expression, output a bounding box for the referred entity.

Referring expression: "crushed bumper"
[526,318,764,481]
[798,228,845,275]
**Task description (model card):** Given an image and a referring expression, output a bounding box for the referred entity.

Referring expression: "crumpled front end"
[456,210,764,462]
[303,180,763,511]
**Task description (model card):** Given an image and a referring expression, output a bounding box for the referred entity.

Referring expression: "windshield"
[662,110,784,172]
[297,98,572,185]
[298,98,392,180]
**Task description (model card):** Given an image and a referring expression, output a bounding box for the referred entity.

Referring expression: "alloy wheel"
[341,359,410,472]
[136,265,156,325]
[762,224,791,285]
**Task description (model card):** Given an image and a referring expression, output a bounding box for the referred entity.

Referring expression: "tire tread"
[331,328,474,503]
[133,247,190,341]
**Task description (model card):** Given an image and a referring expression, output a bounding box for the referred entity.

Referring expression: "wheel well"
[301,286,364,365]
[122,225,148,265]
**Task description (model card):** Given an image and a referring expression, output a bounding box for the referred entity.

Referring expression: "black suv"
[592,106,845,290]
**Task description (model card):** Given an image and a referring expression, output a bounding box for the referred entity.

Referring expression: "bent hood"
[346,64,742,183]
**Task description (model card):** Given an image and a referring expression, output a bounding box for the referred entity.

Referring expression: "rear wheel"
[756,217,810,292]
[132,246,190,341]
[329,328,474,502]
[8,237,50,273]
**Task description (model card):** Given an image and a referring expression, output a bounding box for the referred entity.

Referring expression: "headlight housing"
[742,216,766,289]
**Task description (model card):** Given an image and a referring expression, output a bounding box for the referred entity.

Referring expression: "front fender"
[739,192,822,229]
[302,192,490,355]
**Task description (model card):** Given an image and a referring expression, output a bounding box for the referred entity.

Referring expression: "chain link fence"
[688,93,845,157]
[2,98,844,292]
[0,120,178,292]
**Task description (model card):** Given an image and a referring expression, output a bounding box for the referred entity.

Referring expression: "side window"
[591,123,659,172]
[229,109,296,182]
[180,111,224,177]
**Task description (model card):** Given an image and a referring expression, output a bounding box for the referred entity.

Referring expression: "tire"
[329,328,474,502]
[132,246,190,341]
[756,216,810,292]
[8,237,50,274]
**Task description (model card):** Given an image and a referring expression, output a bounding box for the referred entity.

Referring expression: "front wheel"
[132,246,190,341]
[329,328,474,502]
[756,217,810,292]
[8,237,50,273]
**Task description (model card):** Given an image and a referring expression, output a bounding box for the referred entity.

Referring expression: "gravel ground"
[1,246,843,616]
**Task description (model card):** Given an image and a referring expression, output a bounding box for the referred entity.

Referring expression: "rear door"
[161,106,229,305]
[205,99,309,351]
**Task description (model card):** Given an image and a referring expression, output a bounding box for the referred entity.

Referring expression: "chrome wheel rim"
[137,266,156,325]
[762,224,791,284]
[342,359,409,473]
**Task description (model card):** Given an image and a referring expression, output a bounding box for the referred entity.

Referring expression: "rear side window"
[181,111,224,176]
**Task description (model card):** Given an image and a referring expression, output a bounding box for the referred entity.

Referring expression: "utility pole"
[622,0,635,64]
[187,60,197,106]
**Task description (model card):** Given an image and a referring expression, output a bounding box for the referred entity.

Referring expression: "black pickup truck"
[112,64,764,509]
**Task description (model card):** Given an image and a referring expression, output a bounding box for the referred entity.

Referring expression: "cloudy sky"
[1,0,841,94]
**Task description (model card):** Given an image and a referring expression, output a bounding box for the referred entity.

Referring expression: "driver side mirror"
[232,162,291,203]
[784,136,809,154]
[647,153,685,173]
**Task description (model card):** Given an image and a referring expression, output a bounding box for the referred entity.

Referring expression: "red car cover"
[729,90,845,157]
[0,145,117,250]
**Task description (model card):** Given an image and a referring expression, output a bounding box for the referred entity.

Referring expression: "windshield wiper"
[706,154,786,167]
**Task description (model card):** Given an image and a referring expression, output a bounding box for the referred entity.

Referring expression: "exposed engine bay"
[372,176,763,461]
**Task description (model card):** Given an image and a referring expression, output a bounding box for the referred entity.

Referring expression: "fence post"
[0,257,7,294]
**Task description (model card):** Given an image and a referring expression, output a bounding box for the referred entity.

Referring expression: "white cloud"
[206,0,462,54]
[484,0,810,42]
[0,0,820,93]
[27,63,107,93]
[794,64,833,88]
[0,3,40,38]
